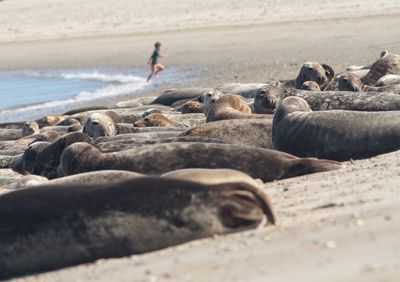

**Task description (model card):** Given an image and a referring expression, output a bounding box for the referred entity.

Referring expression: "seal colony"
[1,50,400,279]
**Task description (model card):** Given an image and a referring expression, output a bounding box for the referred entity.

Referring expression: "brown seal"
[295,62,335,89]
[273,96,400,161]
[300,81,321,91]
[206,94,253,122]
[0,177,274,279]
[134,113,176,127]
[175,101,204,114]
[59,142,342,182]
[201,89,224,116]
[337,73,364,92]
[21,120,40,137]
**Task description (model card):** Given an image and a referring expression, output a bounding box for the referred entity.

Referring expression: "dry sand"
[2,0,400,281]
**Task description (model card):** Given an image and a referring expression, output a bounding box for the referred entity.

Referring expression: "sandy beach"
[1,0,400,281]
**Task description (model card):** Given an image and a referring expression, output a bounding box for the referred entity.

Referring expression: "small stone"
[356,219,364,226]
[325,240,337,249]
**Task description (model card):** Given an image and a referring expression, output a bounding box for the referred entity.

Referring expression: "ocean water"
[0,67,197,122]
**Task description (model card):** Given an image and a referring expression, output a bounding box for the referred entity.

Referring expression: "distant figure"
[147,41,168,82]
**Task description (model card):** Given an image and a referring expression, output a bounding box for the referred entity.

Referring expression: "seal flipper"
[284,158,344,179]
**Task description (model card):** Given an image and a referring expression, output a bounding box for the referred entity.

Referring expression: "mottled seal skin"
[0,122,25,130]
[134,113,176,127]
[151,88,212,106]
[63,106,109,116]
[96,136,226,153]
[181,119,272,149]
[36,115,69,127]
[300,81,321,91]
[294,62,335,89]
[0,177,274,279]
[56,117,81,126]
[337,73,364,92]
[175,101,204,114]
[13,142,51,175]
[142,108,163,117]
[207,94,272,122]
[217,83,268,98]
[253,85,281,114]
[0,154,20,169]
[0,129,24,141]
[273,96,400,161]
[83,112,117,138]
[60,142,342,182]
[21,121,40,137]
[281,88,400,111]
[116,97,157,108]
[201,89,224,115]
[361,52,400,86]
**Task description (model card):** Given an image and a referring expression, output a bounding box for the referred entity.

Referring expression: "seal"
[300,81,321,91]
[161,168,263,187]
[13,170,145,189]
[201,89,224,115]
[134,113,176,127]
[0,177,274,279]
[59,142,342,182]
[294,62,335,89]
[375,74,400,87]
[337,72,364,92]
[175,101,204,114]
[272,96,400,161]
[181,119,272,148]
[217,83,268,98]
[62,106,110,116]
[21,120,40,137]
[281,88,400,111]
[0,129,23,141]
[83,112,117,138]
[151,88,212,106]
[116,96,157,108]
[361,52,400,85]
[36,115,69,127]
[253,84,281,114]
[206,94,271,122]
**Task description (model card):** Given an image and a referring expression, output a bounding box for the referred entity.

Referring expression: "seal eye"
[207,93,212,97]
[144,118,149,122]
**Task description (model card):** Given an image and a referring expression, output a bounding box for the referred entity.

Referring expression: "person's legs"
[154,64,165,76]
[146,65,156,82]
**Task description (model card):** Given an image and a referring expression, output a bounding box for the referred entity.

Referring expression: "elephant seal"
[293,62,335,89]
[253,84,281,114]
[181,119,272,148]
[60,142,342,182]
[361,52,400,86]
[217,83,268,98]
[83,112,117,138]
[337,73,364,92]
[151,88,212,106]
[281,88,400,111]
[300,81,321,91]
[273,96,400,161]
[175,101,204,114]
[134,113,176,127]
[0,177,274,280]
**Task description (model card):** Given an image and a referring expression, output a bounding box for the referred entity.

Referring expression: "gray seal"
[0,177,274,279]
[59,142,342,182]
[272,96,400,161]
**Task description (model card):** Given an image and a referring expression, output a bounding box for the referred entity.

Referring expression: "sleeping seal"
[272,96,400,161]
[59,142,342,182]
[0,177,274,279]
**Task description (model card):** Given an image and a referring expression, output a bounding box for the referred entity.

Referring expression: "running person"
[147,42,168,82]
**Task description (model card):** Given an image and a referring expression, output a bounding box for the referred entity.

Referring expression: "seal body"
[134,113,175,127]
[60,142,342,182]
[217,83,268,98]
[0,177,274,279]
[151,88,212,106]
[273,96,400,161]
[206,94,254,122]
